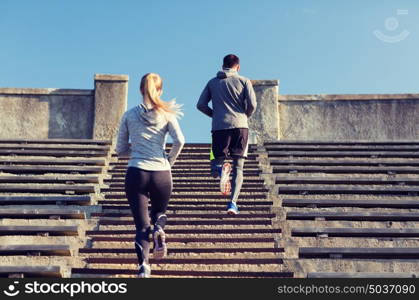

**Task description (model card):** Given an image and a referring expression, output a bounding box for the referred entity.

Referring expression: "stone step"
[277,185,419,195]
[0,236,85,247]
[0,143,110,151]
[280,220,419,231]
[287,212,419,221]
[115,148,258,154]
[84,257,282,265]
[113,159,259,165]
[0,266,63,278]
[113,148,214,155]
[92,212,275,219]
[282,198,419,208]
[0,195,92,205]
[101,205,272,212]
[0,175,100,184]
[0,245,71,256]
[291,227,419,237]
[99,200,272,205]
[0,165,103,174]
[0,225,79,236]
[283,238,419,254]
[99,224,274,230]
[112,143,256,148]
[299,247,419,259]
[117,151,258,156]
[110,162,260,166]
[285,258,419,278]
[0,158,106,166]
[104,193,267,200]
[104,179,265,185]
[158,143,213,147]
[307,272,419,278]
[0,149,108,157]
[111,160,259,165]
[114,155,258,161]
[104,184,266,191]
[90,236,276,243]
[270,159,419,167]
[266,145,419,151]
[111,161,258,166]
[79,247,284,254]
[86,228,280,235]
[110,168,261,173]
[0,184,95,194]
[268,151,419,158]
[98,219,272,226]
[108,171,261,176]
[264,141,419,146]
[91,241,273,249]
[101,187,268,193]
[71,268,292,278]
[0,139,111,145]
[273,166,419,174]
[106,175,263,181]
[0,208,85,219]
[276,176,419,185]
[292,237,419,254]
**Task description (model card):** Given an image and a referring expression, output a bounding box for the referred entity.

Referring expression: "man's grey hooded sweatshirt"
[197,68,257,131]
[116,104,185,171]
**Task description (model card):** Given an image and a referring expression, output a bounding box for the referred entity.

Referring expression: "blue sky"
[1,0,418,142]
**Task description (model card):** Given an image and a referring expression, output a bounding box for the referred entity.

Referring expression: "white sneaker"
[138,263,151,278]
[153,226,167,259]
[227,201,239,215]
[220,162,232,195]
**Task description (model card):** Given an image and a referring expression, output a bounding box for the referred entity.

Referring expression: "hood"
[216,68,238,79]
[135,104,164,125]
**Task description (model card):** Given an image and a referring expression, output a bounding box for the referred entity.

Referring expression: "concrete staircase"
[2,139,418,278]
[0,139,111,278]
[259,141,419,278]
[72,144,289,278]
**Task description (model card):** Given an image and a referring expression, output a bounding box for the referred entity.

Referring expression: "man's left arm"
[244,79,257,117]
[196,82,213,117]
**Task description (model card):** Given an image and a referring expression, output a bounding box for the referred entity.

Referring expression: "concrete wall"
[0,74,128,140]
[2,75,417,142]
[0,89,94,139]
[278,94,419,141]
[248,80,418,142]
[249,80,280,144]
[93,74,129,140]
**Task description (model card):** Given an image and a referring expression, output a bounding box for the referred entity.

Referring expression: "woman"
[116,73,185,278]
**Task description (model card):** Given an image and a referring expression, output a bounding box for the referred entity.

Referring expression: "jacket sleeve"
[115,112,131,157]
[196,82,213,117]
[244,79,257,117]
[167,116,185,166]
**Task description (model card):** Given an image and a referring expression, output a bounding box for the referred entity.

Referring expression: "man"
[197,54,257,215]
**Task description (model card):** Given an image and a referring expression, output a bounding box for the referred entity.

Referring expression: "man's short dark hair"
[223,54,240,68]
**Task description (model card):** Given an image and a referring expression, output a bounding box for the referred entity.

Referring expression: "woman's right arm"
[115,113,131,157]
[167,115,185,166]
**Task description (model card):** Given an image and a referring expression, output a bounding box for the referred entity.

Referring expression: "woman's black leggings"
[124,167,172,265]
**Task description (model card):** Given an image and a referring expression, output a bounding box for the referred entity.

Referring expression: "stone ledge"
[0,88,93,96]
[251,80,279,86]
[278,93,419,101]
[94,74,129,82]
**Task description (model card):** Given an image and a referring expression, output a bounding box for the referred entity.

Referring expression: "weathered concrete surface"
[0,74,129,140]
[2,77,418,142]
[0,89,94,139]
[278,94,419,141]
[249,80,280,144]
[93,74,128,140]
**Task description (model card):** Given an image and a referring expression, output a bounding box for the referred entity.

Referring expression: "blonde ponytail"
[140,73,183,118]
